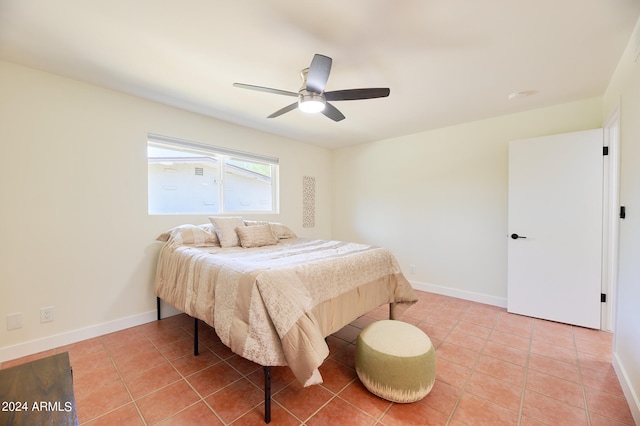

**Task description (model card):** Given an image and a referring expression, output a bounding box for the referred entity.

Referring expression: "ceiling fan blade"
[267,102,299,118]
[325,88,390,101]
[233,83,298,97]
[321,102,345,122]
[306,54,332,93]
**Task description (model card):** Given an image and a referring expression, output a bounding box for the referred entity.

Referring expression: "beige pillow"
[269,222,297,239]
[156,224,220,246]
[236,224,279,248]
[209,216,245,248]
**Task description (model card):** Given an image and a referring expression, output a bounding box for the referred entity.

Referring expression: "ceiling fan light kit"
[233,53,390,122]
[298,90,326,113]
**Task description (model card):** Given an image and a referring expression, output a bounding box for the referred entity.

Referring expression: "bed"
[153,217,417,422]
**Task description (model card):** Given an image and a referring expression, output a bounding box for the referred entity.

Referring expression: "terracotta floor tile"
[417,379,460,417]
[170,347,221,376]
[436,341,481,369]
[225,354,261,376]
[465,371,523,412]
[580,364,625,396]
[474,355,525,386]
[113,347,168,377]
[232,401,301,425]
[454,320,492,339]
[247,365,296,394]
[527,352,581,384]
[482,340,528,366]
[124,362,181,399]
[58,338,105,363]
[435,357,472,389]
[382,399,450,426]
[204,378,264,423]
[82,402,144,426]
[318,358,356,393]
[584,386,635,424]
[575,337,613,359]
[75,379,132,423]
[155,401,224,426]
[494,313,533,337]
[156,336,195,361]
[145,325,193,347]
[326,335,350,353]
[69,348,113,375]
[16,290,630,426]
[186,362,242,398]
[100,328,144,348]
[72,361,121,396]
[273,380,334,421]
[525,369,585,408]
[416,322,452,342]
[106,337,156,360]
[332,324,362,343]
[207,340,235,360]
[488,329,531,352]
[444,329,486,352]
[589,410,635,426]
[338,380,392,419]
[330,343,356,369]
[307,396,377,425]
[573,326,613,345]
[521,389,588,426]
[136,380,200,425]
[529,339,578,365]
[452,392,519,425]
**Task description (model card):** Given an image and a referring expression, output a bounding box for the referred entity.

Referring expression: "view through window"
[147,134,278,214]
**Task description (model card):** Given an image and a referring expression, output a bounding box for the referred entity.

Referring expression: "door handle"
[510,233,527,239]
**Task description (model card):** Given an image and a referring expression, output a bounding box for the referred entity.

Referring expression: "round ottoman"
[355,320,436,403]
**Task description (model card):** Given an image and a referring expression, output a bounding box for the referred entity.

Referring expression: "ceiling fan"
[233,54,390,122]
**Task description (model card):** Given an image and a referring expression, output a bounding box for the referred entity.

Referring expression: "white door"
[507,129,603,329]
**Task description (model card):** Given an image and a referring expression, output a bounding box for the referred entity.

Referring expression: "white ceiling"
[1,1,639,149]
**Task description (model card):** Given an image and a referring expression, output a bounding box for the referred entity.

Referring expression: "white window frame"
[147,133,279,215]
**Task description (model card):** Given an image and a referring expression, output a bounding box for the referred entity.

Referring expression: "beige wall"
[331,98,603,303]
[603,16,640,423]
[0,60,332,357]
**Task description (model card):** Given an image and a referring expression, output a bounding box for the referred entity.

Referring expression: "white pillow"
[209,216,245,248]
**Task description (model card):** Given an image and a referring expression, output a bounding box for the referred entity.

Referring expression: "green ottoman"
[355,320,436,403]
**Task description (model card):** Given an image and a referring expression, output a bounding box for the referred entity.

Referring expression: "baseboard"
[613,351,640,425]
[410,280,508,308]
[0,310,158,363]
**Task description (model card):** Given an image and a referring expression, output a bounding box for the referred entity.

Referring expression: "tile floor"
[1,291,634,425]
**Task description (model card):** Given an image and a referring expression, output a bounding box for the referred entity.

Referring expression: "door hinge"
[620,205,626,219]
[603,146,609,156]
[601,293,607,303]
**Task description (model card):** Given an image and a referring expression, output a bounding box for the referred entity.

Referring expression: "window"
[147,134,278,214]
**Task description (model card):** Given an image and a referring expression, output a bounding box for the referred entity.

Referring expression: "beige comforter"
[154,238,417,386]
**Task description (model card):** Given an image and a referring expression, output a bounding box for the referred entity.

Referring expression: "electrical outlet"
[410,264,416,274]
[7,313,22,330]
[40,307,54,323]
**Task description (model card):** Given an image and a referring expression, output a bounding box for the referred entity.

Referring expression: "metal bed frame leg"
[156,297,161,321]
[264,366,271,423]
[193,318,199,356]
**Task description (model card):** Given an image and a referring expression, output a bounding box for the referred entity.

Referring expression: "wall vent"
[195,167,204,176]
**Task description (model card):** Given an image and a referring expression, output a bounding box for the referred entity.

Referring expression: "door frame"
[602,107,621,331]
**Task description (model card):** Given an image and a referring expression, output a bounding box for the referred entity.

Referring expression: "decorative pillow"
[156,224,220,246]
[269,222,297,239]
[244,220,268,227]
[209,216,245,248]
[236,224,279,248]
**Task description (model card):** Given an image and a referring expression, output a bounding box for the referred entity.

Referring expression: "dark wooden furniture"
[0,352,78,426]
